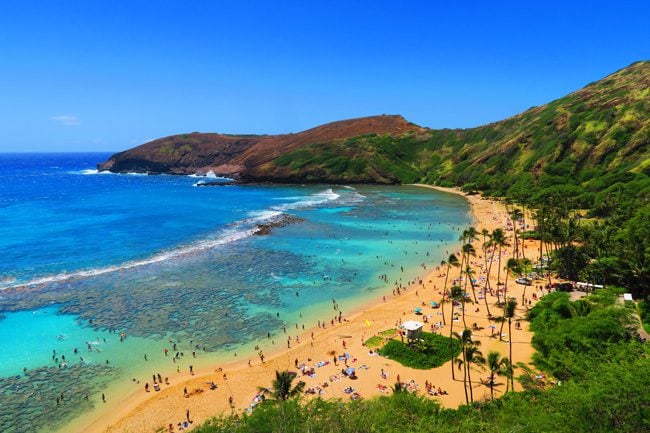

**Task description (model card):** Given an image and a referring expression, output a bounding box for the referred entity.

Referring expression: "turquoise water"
[0,153,470,432]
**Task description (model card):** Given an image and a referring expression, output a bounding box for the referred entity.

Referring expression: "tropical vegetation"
[192,287,649,433]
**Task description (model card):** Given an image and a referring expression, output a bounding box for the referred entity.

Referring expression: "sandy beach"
[80,186,552,433]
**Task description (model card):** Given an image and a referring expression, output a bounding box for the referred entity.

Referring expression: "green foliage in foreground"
[528,288,641,381]
[378,332,461,369]
[193,356,649,433]
[640,300,650,333]
[193,289,649,433]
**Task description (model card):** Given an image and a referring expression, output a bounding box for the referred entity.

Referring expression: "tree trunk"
[468,270,478,304]
[449,309,455,380]
[486,246,498,305]
[513,225,519,260]
[499,311,505,341]
[441,262,451,326]
[483,288,492,317]
[497,245,503,289]
[490,373,495,400]
[509,318,514,391]
[467,357,474,403]
[458,249,465,283]
[461,348,469,405]
[461,299,467,329]
[539,213,544,264]
[504,263,510,301]
[521,206,527,260]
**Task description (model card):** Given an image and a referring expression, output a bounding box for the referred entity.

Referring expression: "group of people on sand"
[166,409,192,432]
[424,380,448,396]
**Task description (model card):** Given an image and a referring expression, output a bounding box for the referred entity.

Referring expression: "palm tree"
[457,227,478,282]
[453,329,472,404]
[504,299,517,391]
[491,229,510,302]
[465,265,479,305]
[503,257,518,301]
[440,254,460,326]
[454,329,484,404]
[501,357,514,393]
[483,351,509,400]
[483,236,497,304]
[448,285,464,380]
[481,228,490,268]
[258,370,305,401]
[511,208,523,260]
[461,244,477,299]
[464,344,485,403]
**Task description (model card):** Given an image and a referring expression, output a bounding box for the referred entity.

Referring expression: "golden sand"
[80,186,551,433]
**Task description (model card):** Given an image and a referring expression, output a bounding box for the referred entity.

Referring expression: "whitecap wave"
[0,226,256,291]
[271,188,341,211]
[188,171,231,179]
[69,169,131,176]
[247,210,284,222]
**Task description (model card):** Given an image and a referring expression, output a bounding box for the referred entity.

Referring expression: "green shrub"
[378,332,461,369]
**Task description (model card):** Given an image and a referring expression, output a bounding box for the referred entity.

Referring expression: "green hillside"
[261,61,649,211]
[259,62,649,300]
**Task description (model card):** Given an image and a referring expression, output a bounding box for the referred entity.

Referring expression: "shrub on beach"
[378,332,461,369]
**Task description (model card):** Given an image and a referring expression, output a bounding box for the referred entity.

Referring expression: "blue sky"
[1,1,648,152]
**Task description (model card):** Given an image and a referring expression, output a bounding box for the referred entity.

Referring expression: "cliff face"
[98,115,425,183]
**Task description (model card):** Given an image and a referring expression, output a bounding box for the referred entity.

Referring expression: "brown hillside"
[98,115,425,176]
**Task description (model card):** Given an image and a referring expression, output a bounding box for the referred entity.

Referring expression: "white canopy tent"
[576,282,604,291]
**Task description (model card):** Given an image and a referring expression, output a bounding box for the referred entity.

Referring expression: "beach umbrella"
[414,307,422,314]
[346,367,355,375]
[488,325,497,329]
[430,301,439,307]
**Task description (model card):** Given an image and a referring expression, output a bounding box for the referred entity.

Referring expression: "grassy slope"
[264,61,649,201]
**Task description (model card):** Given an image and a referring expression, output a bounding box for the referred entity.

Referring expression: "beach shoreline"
[79,185,548,433]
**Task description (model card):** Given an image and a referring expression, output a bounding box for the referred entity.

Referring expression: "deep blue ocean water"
[0,153,471,432]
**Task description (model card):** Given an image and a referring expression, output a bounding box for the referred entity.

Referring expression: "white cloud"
[51,115,81,126]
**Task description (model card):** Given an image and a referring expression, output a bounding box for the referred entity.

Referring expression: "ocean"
[0,153,471,432]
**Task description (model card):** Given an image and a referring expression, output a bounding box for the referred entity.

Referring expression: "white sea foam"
[1,188,355,291]
[70,169,122,175]
[0,226,256,291]
[192,177,234,187]
[188,171,230,179]
[271,188,341,211]
[247,210,283,222]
